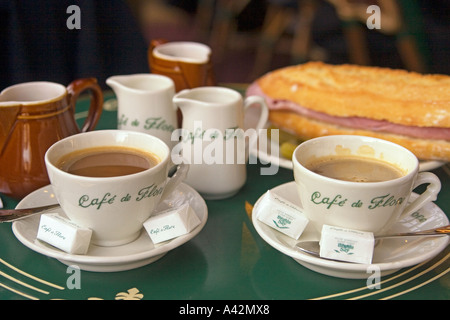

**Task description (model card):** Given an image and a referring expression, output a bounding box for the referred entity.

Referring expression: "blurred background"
[1,0,449,90]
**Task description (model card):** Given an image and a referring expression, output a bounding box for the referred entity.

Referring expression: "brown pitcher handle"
[150,38,168,49]
[67,78,103,132]
[148,38,168,71]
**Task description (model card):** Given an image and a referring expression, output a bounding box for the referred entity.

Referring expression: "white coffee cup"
[292,135,441,235]
[45,130,188,246]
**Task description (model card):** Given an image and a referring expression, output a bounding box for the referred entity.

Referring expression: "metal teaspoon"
[0,203,60,222]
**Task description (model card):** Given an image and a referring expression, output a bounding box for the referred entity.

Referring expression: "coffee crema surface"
[56,146,160,177]
[305,155,404,182]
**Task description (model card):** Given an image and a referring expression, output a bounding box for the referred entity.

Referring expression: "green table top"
[0,90,448,301]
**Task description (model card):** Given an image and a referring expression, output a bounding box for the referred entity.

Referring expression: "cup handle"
[148,39,168,71]
[67,78,103,132]
[150,38,168,49]
[399,172,441,219]
[243,95,269,161]
[244,95,269,131]
[160,163,189,202]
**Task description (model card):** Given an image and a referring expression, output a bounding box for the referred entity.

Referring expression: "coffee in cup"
[55,146,160,177]
[305,155,405,182]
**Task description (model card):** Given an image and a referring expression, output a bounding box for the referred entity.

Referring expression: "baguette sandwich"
[247,62,450,161]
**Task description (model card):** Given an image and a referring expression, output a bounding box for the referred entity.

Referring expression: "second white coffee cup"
[292,135,441,235]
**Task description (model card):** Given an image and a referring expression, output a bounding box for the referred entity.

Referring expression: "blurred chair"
[329,0,429,72]
[251,0,321,79]
[195,0,254,62]
[251,0,429,79]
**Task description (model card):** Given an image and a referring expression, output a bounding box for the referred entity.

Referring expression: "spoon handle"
[0,203,60,222]
[377,225,450,239]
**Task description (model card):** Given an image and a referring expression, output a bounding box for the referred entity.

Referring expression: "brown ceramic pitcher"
[0,78,103,199]
[148,39,215,92]
[148,39,216,126]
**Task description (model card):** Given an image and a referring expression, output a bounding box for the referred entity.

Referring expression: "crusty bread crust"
[258,62,450,128]
[270,110,450,161]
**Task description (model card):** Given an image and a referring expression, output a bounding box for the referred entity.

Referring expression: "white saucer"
[12,183,208,272]
[252,182,449,279]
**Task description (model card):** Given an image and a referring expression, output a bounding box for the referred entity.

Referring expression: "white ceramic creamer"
[107,74,178,148]
[173,86,268,199]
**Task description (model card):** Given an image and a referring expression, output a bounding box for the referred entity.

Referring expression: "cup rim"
[0,81,66,105]
[106,74,175,95]
[153,41,211,63]
[175,86,241,105]
[45,130,170,181]
[292,135,419,186]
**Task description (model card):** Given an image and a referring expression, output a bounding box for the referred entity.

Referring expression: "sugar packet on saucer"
[144,203,201,244]
[37,213,92,255]
[257,190,309,239]
[319,225,375,264]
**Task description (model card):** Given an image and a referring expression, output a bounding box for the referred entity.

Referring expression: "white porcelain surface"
[252,182,449,279]
[12,183,207,272]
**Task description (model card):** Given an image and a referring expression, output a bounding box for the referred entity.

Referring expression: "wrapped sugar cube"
[143,203,201,244]
[257,190,309,239]
[319,225,375,264]
[37,213,92,254]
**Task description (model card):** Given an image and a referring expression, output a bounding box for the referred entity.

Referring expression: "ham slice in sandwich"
[246,62,450,161]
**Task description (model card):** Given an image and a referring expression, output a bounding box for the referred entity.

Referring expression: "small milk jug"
[173,86,268,199]
[106,74,178,148]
